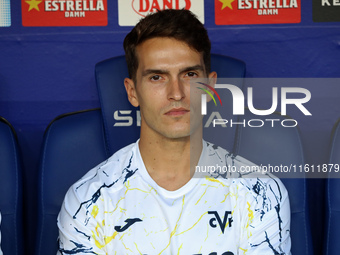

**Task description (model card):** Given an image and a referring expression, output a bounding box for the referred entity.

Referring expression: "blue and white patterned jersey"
[57,141,291,255]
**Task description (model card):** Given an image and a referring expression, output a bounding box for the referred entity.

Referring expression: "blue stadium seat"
[36,54,314,254]
[35,54,246,255]
[0,117,24,255]
[325,118,340,255]
[35,110,108,255]
[233,110,314,255]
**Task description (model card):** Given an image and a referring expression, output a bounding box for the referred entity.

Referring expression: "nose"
[167,78,186,101]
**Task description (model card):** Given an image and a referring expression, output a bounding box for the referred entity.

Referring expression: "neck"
[138,130,202,191]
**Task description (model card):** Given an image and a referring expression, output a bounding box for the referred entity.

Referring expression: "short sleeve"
[57,185,106,255]
[238,177,291,255]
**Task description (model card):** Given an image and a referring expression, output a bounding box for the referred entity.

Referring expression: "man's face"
[125,37,216,140]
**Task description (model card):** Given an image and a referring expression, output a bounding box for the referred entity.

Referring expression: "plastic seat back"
[325,118,340,255]
[35,110,108,255]
[0,117,24,255]
[233,110,314,255]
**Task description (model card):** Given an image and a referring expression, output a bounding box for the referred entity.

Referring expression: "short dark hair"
[123,9,211,82]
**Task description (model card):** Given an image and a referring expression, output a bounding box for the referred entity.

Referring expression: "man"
[57,9,291,255]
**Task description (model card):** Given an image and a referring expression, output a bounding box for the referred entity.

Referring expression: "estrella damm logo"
[215,0,301,25]
[22,0,108,26]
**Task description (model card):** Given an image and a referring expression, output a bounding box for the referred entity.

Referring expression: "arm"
[239,177,291,255]
[57,185,106,255]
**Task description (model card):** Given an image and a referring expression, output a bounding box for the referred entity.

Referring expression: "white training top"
[57,141,291,255]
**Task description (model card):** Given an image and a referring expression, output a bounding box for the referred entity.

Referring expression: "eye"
[150,75,161,81]
[185,72,198,78]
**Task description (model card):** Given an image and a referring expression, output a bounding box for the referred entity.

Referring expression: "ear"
[208,71,217,88]
[124,78,139,107]
[206,71,217,102]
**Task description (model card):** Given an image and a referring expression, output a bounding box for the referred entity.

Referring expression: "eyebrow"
[180,65,205,73]
[141,65,205,77]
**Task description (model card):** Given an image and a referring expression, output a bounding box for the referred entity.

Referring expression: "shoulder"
[64,142,140,208]
[202,141,289,207]
[231,174,288,207]
[200,141,257,178]
[57,142,142,246]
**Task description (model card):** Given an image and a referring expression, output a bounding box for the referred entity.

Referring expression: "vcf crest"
[132,0,192,17]
[208,211,233,234]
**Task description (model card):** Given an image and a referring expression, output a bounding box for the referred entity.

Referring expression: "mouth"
[164,107,190,116]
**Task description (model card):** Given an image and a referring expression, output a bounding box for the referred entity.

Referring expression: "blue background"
[0,1,339,254]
